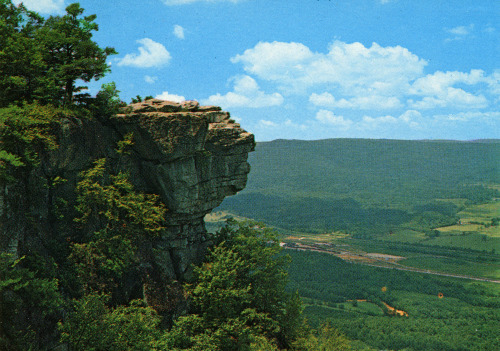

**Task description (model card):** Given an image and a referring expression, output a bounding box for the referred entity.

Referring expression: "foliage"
[0,1,116,107]
[87,82,125,119]
[163,221,306,350]
[292,323,351,351]
[59,293,161,351]
[72,157,167,293]
[0,0,44,107]
[0,253,63,350]
[287,249,500,351]
[0,102,75,183]
[33,3,117,105]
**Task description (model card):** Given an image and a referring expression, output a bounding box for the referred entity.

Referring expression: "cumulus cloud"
[117,38,171,68]
[408,70,489,109]
[155,91,185,102]
[310,92,402,110]
[13,0,65,14]
[162,0,243,5]
[202,75,284,108]
[315,110,353,129]
[231,40,427,96]
[173,25,185,39]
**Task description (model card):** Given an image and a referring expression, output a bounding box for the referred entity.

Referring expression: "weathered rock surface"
[0,98,254,317]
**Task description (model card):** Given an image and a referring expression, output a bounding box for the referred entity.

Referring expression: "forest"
[219,138,499,237]
[214,137,500,350]
[286,250,499,351]
[0,2,352,350]
[1,1,499,350]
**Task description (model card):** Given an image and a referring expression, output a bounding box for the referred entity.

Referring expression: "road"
[283,242,500,284]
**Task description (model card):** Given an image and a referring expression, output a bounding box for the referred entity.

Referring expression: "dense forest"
[215,136,500,350]
[287,250,499,351]
[0,2,351,350]
[1,1,499,350]
[219,138,499,237]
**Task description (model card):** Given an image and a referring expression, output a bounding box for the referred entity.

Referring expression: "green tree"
[35,3,117,106]
[0,103,74,184]
[0,0,45,107]
[163,221,305,350]
[293,323,351,351]
[0,253,63,350]
[71,157,166,294]
[59,293,161,351]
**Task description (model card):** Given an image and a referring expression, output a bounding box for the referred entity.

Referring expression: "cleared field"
[423,232,500,252]
[400,256,500,280]
[436,201,500,238]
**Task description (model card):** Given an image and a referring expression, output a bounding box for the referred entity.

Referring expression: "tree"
[162,221,305,350]
[36,3,117,106]
[59,293,161,351]
[0,253,63,350]
[0,0,45,107]
[71,157,166,295]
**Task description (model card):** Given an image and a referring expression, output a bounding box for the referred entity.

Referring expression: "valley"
[211,138,500,350]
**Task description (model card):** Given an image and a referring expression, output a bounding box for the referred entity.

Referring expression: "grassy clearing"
[423,232,500,252]
[400,256,500,280]
[436,200,500,238]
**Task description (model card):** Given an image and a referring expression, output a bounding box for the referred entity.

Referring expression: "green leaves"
[0,1,116,107]
[0,103,73,183]
[164,222,304,350]
[59,293,161,351]
[72,157,166,293]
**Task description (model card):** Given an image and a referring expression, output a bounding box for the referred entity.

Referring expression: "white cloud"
[359,110,421,130]
[310,92,402,110]
[202,75,284,108]
[173,25,185,39]
[361,115,398,128]
[13,0,65,14]
[445,24,474,42]
[315,110,353,129]
[117,38,171,68]
[155,91,185,102]
[408,70,489,109]
[433,111,500,122]
[231,40,427,96]
[446,24,474,36]
[399,110,421,125]
[258,120,278,128]
[144,75,158,84]
[162,0,243,5]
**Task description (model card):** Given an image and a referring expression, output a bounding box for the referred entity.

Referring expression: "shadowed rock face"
[0,99,254,318]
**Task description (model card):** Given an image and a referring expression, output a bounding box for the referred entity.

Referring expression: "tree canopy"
[0,1,116,107]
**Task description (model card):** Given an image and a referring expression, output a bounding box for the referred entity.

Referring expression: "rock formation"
[0,99,254,319]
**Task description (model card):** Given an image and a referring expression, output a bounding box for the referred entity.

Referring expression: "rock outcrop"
[0,99,254,318]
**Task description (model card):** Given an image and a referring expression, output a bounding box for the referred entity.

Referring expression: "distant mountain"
[218,138,499,235]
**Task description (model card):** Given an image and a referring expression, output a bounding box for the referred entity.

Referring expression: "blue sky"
[18,0,499,141]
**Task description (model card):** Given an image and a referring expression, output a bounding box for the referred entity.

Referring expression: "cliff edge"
[0,98,254,318]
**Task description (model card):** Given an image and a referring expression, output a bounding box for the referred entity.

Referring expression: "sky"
[16,0,500,141]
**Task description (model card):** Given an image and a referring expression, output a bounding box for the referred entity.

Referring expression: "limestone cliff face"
[0,99,254,315]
